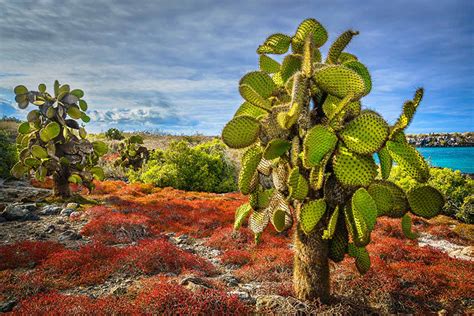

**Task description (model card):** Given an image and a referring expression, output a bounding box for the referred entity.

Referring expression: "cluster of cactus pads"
[115,135,149,170]
[222,19,444,274]
[11,81,107,196]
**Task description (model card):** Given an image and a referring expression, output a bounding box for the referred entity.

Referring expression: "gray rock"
[60,208,75,217]
[40,205,62,215]
[1,203,39,221]
[0,299,17,312]
[110,286,127,296]
[220,274,240,287]
[45,224,56,234]
[66,203,79,210]
[69,211,82,219]
[229,290,254,304]
[58,230,82,241]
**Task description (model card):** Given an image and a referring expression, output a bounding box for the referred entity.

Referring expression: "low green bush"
[105,128,124,140]
[128,139,237,193]
[389,166,473,223]
[0,130,18,178]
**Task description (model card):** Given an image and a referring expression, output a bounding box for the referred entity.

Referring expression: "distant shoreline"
[407,132,473,147]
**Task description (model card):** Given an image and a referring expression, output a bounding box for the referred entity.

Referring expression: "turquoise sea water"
[417,147,474,174]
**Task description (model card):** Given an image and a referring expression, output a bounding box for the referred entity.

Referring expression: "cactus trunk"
[293,221,330,303]
[53,166,71,198]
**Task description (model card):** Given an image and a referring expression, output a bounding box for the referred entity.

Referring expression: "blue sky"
[0,0,472,135]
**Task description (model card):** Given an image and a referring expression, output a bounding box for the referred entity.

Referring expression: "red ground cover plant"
[136,280,251,315]
[10,292,139,315]
[2,181,472,314]
[118,239,216,276]
[81,211,152,244]
[0,241,64,270]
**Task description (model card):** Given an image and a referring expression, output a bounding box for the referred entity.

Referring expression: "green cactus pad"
[343,60,371,95]
[264,139,292,160]
[340,111,389,154]
[348,243,371,274]
[39,122,60,142]
[329,220,348,262]
[249,188,274,209]
[288,166,309,200]
[293,18,328,48]
[345,204,369,247]
[407,185,444,219]
[259,55,281,73]
[10,162,28,178]
[14,85,28,95]
[67,106,82,119]
[367,183,394,217]
[309,156,328,190]
[326,30,359,64]
[239,146,262,195]
[24,157,40,168]
[281,54,302,83]
[31,145,48,159]
[239,84,272,110]
[323,206,339,239]
[271,209,287,232]
[234,203,252,230]
[92,141,108,157]
[18,122,31,134]
[386,140,429,183]
[333,147,377,187]
[338,52,358,63]
[303,125,338,167]
[249,209,270,234]
[371,180,409,218]
[313,65,365,100]
[300,199,326,234]
[401,213,418,239]
[234,102,268,119]
[257,33,292,55]
[27,110,40,123]
[352,188,377,231]
[377,146,392,179]
[240,71,276,99]
[222,115,261,149]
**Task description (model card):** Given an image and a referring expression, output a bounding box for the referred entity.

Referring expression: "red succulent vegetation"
[1,180,471,313]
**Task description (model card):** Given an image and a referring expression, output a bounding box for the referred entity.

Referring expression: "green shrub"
[389,166,473,222]
[0,130,18,178]
[129,139,237,193]
[105,128,124,140]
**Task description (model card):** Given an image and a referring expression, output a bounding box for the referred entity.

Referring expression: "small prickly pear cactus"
[11,81,108,198]
[222,18,444,302]
[115,135,149,170]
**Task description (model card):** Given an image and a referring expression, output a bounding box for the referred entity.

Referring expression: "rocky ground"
[0,180,473,314]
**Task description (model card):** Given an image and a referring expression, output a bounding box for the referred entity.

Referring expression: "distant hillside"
[406,132,473,147]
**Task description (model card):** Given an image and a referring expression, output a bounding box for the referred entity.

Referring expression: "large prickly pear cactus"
[11,81,108,198]
[222,18,444,302]
[115,135,149,170]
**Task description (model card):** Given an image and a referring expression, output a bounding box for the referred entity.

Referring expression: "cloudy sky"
[0,0,472,135]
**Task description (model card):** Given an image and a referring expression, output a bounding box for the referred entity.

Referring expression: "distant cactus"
[105,128,124,140]
[11,81,107,198]
[115,135,149,170]
[222,18,444,302]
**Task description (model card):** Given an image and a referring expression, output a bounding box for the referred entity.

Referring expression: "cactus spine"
[11,81,107,198]
[222,18,444,302]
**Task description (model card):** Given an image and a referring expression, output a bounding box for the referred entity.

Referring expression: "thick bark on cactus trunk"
[53,167,71,198]
[293,221,330,303]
